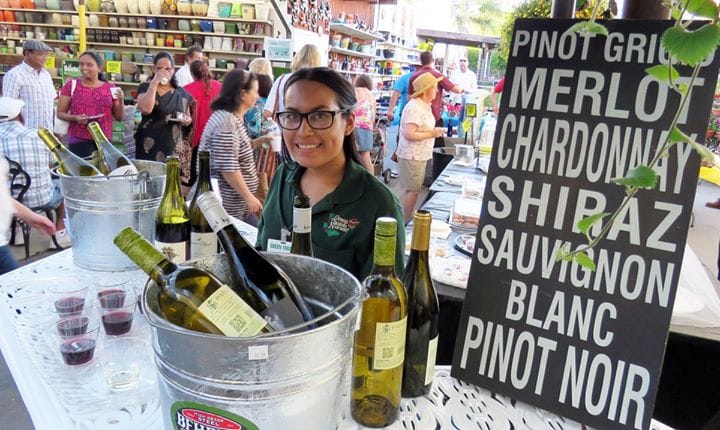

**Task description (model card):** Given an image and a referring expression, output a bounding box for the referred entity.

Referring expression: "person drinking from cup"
[135,52,193,167]
[56,51,125,157]
[256,67,404,280]
[397,72,445,222]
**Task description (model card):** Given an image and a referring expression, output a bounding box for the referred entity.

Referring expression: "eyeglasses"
[459,59,468,63]
[276,109,349,130]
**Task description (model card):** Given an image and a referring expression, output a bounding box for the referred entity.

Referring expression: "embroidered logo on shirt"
[323,213,359,237]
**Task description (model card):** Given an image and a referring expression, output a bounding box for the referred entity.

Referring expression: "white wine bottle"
[197,192,316,330]
[290,194,313,257]
[87,121,138,176]
[113,226,272,336]
[401,210,439,397]
[351,217,408,427]
[37,128,103,176]
[188,151,218,259]
[155,157,190,263]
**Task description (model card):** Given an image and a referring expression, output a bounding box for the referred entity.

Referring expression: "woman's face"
[79,54,100,80]
[240,79,259,110]
[283,80,354,170]
[153,58,174,79]
[425,85,438,101]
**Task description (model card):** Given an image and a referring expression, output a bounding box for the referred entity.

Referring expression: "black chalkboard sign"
[451,19,720,430]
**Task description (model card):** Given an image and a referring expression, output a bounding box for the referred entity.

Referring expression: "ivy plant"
[557,0,719,270]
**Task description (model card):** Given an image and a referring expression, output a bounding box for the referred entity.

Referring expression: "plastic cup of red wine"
[49,285,89,318]
[54,320,100,366]
[97,291,137,336]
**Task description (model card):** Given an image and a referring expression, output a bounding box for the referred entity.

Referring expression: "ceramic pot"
[0,0,10,8]
[87,0,101,12]
[45,0,59,9]
[88,14,100,27]
[254,3,270,21]
[114,0,128,13]
[8,0,21,7]
[149,0,162,15]
[191,0,207,16]
[161,0,176,15]
[35,0,47,8]
[176,0,191,15]
[100,0,114,12]
[135,0,147,14]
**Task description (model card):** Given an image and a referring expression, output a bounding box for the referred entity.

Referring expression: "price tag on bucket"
[248,345,268,361]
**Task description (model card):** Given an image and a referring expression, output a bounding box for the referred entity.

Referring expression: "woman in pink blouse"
[56,51,125,157]
[352,74,376,172]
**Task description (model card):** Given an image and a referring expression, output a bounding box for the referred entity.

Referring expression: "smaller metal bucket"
[55,160,166,271]
[144,253,363,430]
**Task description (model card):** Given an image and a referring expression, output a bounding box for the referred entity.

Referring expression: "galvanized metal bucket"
[143,253,363,430]
[55,160,166,271]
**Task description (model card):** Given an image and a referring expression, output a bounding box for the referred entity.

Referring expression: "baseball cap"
[0,97,25,122]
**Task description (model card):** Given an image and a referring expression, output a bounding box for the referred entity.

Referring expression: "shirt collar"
[285,159,366,211]
[21,61,44,74]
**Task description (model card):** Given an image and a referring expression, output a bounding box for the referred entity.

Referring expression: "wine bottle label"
[373,316,407,370]
[190,232,217,259]
[196,192,233,232]
[425,335,439,385]
[197,285,267,337]
[293,207,312,233]
[155,240,188,263]
[267,238,291,253]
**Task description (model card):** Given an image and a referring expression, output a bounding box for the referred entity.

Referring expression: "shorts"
[398,157,427,192]
[35,179,63,211]
[355,128,373,152]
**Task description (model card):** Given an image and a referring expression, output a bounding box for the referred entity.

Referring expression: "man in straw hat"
[0,96,70,249]
[396,72,447,222]
[2,40,56,130]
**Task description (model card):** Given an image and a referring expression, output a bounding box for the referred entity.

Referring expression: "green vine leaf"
[567,21,609,37]
[577,212,610,241]
[690,139,717,163]
[575,252,596,271]
[670,126,692,143]
[555,244,574,262]
[611,165,659,189]
[686,0,718,19]
[662,24,720,66]
[646,64,680,86]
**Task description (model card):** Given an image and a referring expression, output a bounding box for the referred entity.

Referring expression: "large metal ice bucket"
[55,160,166,271]
[143,253,363,430]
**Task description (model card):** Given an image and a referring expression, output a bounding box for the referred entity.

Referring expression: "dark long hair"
[281,67,360,165]
[153,51,178,88]
[79,51,107,82]
[256,73,272,98]
[211,69,257,112]
[190,60,213,98]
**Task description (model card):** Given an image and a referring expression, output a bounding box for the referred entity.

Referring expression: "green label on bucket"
[171,401,260,430]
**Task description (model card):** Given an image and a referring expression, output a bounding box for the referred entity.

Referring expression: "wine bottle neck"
[292,207,312,234]
[196,157,212,193]
[164,161,183,200]
[114,228,176,284]
[373,233,396,269]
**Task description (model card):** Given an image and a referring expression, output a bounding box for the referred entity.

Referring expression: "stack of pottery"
[176,0,191,15]
[87,0,100,12]
[136,0,147,14]
[191,0,207,16]
[114,0,128,13]
[161,0,176,15]
[149,0,162,15]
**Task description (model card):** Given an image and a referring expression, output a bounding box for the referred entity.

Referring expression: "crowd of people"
[0,39,483,279]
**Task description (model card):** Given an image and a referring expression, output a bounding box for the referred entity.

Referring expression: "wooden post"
[621,0,671,19]
[551,0,576,19]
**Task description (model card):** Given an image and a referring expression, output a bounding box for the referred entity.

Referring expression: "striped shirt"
[0,121,54,209]
[199,110,258,219]
[1,62,56,130]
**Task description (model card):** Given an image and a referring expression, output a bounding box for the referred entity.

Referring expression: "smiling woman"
[256,67,405,280]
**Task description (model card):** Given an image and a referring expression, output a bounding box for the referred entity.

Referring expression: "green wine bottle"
[197,191,316,330]
[188,151,218,259]
[401,210,439,397]
[351,217,408,427]
[37,128,103,176]
[155,157,190,263]
[113,226,272,336]
[87,121,138,175]
[290,194,313,257]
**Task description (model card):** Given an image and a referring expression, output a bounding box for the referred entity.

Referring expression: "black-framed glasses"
[276,109,349,130]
